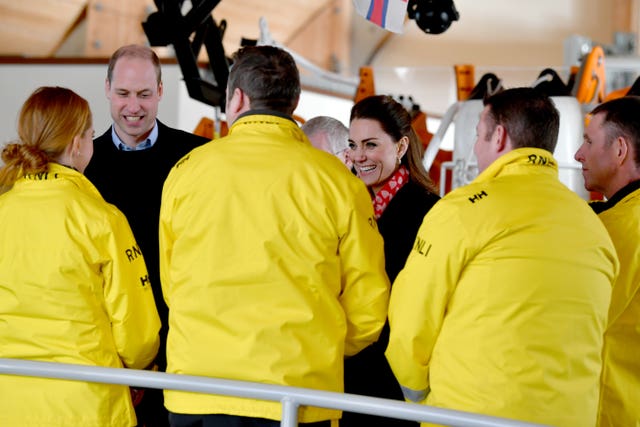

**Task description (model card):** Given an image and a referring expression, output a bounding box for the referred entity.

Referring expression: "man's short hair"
[107,44,162,85]
[227,45,301,115]
[483,87,560,153]
[301,116,349,154]
[590,96,640,168]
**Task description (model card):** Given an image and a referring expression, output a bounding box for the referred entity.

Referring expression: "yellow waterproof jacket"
[386,148,618,427]
[596,184,640,427]
[0,163,160,427]
[160,113,389,422]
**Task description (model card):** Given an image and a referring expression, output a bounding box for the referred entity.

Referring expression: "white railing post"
[280,396,300,427]
[0,358,551,427]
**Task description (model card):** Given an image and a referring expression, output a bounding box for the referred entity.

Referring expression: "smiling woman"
[349,117,405,193]
[342,94,440,427]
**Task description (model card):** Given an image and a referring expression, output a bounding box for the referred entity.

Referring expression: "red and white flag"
[353,0,408,33]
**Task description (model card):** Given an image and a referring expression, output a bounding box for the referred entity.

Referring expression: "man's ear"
[615,136,629,166]
[228,87,247,115]
[104,78,111,99]
[493,123,509,153]
[157,81,164,100]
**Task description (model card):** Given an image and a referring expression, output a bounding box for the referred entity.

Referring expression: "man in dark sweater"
[84,44,209,427]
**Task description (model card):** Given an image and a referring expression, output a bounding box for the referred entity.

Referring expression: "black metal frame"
[142,0,229,110]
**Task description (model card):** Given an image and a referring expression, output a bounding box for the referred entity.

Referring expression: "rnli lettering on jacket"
[386,148,618,427]
[0,162,161,427]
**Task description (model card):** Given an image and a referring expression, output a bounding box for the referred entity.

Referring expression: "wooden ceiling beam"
[285,0,352,74]
[0,0,88,56]
[85,0,155,57]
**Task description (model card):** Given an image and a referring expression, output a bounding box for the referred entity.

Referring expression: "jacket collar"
[228,111,306,143]
[235,109,298,124]
[19,162,104,201]
[473,148,558,184]
[590,179,640,214]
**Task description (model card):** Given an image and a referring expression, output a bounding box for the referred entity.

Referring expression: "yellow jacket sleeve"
[339,183,390,357]
[103,211,161,369]
[385,200,467,401]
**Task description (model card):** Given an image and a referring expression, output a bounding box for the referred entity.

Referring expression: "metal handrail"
[0,358,549,427]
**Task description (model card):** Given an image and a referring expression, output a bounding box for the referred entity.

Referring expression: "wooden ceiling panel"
[0,0,87,56]
[212,0,330,54]
[0,0,353,76]
[85,0,156,57]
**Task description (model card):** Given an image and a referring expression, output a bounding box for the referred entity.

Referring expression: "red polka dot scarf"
[373,165,409,219]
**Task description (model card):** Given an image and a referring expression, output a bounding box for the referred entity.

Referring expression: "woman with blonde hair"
[0,86,160,427]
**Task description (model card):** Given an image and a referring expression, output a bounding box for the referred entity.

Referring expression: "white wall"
[373,0,617,67]
[0,63,191,146]
[0,62,452,161]
[0,63,354,147]
[361,0,635,116]
[2,0,639,173]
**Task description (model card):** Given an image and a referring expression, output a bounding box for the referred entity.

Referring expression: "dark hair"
[227,45,301,114]
[107,44,162,85]
[483,87,560,152]
[0,86,92,193]
[350,95,436,193]
[590,95,640,167]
